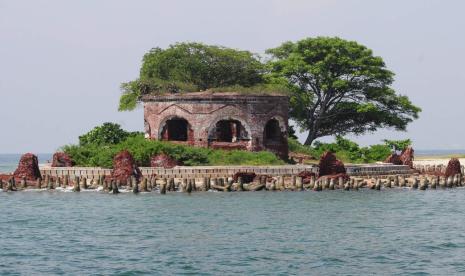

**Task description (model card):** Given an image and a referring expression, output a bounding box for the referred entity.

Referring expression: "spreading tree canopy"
[118,42,264,111]
[266,37,421,145]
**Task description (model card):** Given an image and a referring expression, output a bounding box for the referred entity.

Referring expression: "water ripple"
[1,190,465,275]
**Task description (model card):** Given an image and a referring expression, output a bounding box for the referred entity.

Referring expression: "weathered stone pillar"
[339,177,345,189]
[278,176,285,191]
[329,178,335,190]
[291,175,297,190]
[103,179,108,191]
[80,177,87,190]
[186,179,193,193]
[141,178,148,192]
[419,177,427,190]
[375,179,381,190]
[21,176,27,189]
[439,177,446,188]
[160,179,167,194]
[447,176,453,188]
[296,176,303,191]
[200,177,208,191]
[112,180,120,194]
[169,178,175,191]
[133,179,139,193]
[237,177,244,191]
[162,178,168,191]
[73,178,80,192]
[47,176,54,190]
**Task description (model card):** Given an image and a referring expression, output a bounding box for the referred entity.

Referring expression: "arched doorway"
[160,117,192,142]
[264,119,284,145]
[263,118,288,159]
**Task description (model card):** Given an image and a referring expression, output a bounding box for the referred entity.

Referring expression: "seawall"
[38,164,413,179]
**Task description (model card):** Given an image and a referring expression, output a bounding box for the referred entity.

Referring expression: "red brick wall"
[142,92,289,159]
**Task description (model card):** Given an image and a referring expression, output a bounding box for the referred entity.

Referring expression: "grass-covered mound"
[62,123,284,168]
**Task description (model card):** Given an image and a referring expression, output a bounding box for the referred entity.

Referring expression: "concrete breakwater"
[0,163,431,193]
[1,172,462,193]
[36,164,413,180]
[413,164,465,175]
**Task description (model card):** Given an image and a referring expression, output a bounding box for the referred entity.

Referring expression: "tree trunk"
[304,131,317,146]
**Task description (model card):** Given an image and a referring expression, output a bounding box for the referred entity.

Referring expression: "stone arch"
[206,116,252,150]
[158,115,193,142]
[263,116,287,145]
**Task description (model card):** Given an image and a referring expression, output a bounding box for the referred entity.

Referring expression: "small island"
[1,39,461,194]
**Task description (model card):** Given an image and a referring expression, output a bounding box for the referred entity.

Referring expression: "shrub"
[79,122,142,146]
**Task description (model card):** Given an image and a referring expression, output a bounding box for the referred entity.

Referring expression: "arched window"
[160,117,190,141]
[210,119,249,142]
[264,119,283,144]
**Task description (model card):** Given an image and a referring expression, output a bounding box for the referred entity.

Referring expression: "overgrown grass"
[63,123,402,168]
[288,137,395,164]
[62,135,285,168]
[206,84,291,95]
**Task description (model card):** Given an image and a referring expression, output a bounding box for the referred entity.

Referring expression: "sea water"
[2,153,465,275]
[1,189,465,275]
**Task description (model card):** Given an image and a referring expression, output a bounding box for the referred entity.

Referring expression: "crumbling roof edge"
[141,91,289,102]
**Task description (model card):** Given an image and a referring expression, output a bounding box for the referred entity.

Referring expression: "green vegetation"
[119,42,266,111]
[63,123,284,168]
[288,136,410,164]
[267,37,421,145]
[64,123,410,167]
[119,38,420,146]
[383,139,412,152]
[78,122,142,146]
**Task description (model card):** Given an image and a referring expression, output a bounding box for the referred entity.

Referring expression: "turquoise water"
[1,189,465,275]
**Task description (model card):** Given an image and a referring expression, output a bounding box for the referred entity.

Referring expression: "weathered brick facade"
[142,92,289,159]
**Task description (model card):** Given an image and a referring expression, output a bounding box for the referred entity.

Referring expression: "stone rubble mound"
[13,153,41,180]
[297,171,316,184]
[400,146,414,168]
[445,158,461,178]
[51,152,74,167]
[111,150,142,184]
[384,153,403,165]
[318,151,347,177]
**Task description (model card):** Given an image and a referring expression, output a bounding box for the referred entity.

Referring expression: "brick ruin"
[142,92,289,159]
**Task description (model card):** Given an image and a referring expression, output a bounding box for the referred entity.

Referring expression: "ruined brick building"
[142,92,289,159]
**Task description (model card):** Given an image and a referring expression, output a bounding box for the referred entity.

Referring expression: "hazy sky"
[1,0,465,153]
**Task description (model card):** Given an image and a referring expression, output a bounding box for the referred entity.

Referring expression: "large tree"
[119,42,264,111]
[266,37,421,145]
